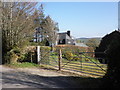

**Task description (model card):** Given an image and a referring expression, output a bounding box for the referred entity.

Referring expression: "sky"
[118,1,120,29]
[39,2,118,38]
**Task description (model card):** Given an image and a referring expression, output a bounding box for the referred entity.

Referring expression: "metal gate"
[37,46,107,77]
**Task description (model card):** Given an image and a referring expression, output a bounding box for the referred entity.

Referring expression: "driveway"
[1,65,101,88]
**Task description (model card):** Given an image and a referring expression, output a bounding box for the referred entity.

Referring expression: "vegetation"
[33,11,59,47]
[95,30,120,64]
[37,45,96,66]
[1,2,59,64]
[86,38,100,50]
[1,2,43,64]
[100,30,120,88]
[49,54,107,77]
[40,16,59,48]
[76,38,101,44]
[55,45,94,61]
[3,44,106,78]
[6,62,39,68]
[38,45,105,77]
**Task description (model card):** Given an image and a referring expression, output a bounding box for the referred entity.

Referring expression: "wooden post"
[58,49,62,71]
[37,46,41,64]
[81,59,82,71]
[0,2,2,64]
[30,53,33,63]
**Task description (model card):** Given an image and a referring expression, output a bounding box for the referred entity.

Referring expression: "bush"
[73,56,81,61]
[18,52,30,62]
[4,50,19,64]
[102,36,120,88]
[64,51,74,60]
[4,51,13,64]
[3,47,21,64]
[12,47,21,56]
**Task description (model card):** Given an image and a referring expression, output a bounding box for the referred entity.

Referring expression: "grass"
[62,62,107,76]
[5,53,107,77]
[48,55,107,77]
[50,54,100,63]
[6,62,40,68]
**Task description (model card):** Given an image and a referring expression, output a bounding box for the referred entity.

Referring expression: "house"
[57,31,76,45]
[31,29,89,47]
[57,30,88,47]
[32,27,44,43]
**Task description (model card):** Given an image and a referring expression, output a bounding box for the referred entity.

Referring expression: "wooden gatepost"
[58,49,62,71]
[37,46,41,64]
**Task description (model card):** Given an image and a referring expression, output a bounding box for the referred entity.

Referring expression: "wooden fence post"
[58,49,62,71]
[81,59,82,71]
[37,46,41,64]
[30,53,32,63]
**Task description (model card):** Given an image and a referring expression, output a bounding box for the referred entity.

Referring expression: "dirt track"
[1,65,101,88]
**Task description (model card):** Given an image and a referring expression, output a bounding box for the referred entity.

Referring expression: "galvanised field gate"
[37,46,107,77]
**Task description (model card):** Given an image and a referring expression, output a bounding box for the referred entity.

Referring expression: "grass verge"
[5,62,40,68]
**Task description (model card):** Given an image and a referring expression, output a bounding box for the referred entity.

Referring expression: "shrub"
[18,52,30,62]
[73,56,81,61]
[6,47,21,64]
[4,51,13,64]
[64,51,74,60]
[4,50,19,64]
[10,53,19,64]
[12,47,21,56]
[102,35,120,88]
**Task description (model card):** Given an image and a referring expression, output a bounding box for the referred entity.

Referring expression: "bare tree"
[33,4,45,43]
[1,2,43,63]
[41,16,59,50]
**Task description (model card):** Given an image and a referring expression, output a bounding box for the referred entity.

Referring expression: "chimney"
[67,30,70,36]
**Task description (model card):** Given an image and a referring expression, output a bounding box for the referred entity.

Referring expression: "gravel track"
[1,65,83,88]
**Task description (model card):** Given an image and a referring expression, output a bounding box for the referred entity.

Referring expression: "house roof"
[58,32,67,34]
